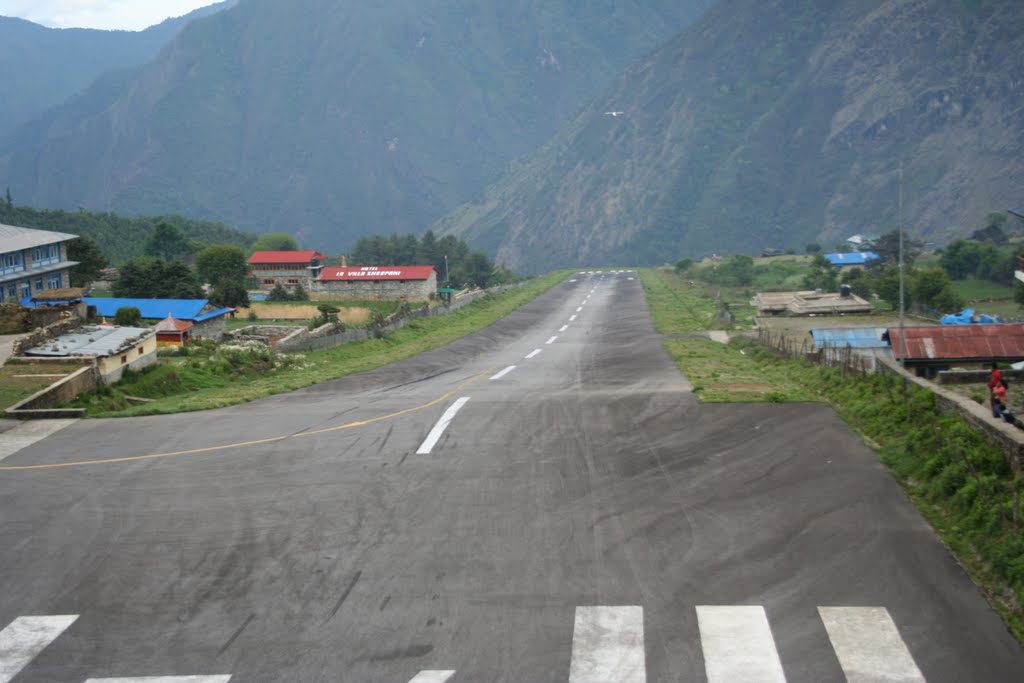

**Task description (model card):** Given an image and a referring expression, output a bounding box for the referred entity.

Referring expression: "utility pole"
[898,162,908,367]
[444,254,449,285]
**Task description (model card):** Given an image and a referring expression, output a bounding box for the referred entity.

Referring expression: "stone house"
[248,250,327,292]
[313,266,438,300]
[0,223,79,305]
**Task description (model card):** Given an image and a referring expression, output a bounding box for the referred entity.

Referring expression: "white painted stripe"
[628,277,635,281]
[559,325,569,332]
[819,607,925,683]
[416,397,470,454]
[697,606,786,683]
[490,365,517,380]
[569,315,577,322]
[576,306,583,312]
[569,606,645,683]
[0,419,78,462]
[84,677,232,683]
[0,615,78,683]
[546,336,558,345]
[525,349,542,359]
[407,672,456,683]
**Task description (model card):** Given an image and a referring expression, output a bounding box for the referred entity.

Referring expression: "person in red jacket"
[988,363,1004,418]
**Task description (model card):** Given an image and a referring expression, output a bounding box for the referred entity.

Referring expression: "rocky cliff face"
[0,0,709,252]
[434,0,1024,272]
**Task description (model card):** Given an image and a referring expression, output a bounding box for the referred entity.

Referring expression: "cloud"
[0,0,214,31]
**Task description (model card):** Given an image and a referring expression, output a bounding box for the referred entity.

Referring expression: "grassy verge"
[644,273,1024,642]
[73,273,568,417]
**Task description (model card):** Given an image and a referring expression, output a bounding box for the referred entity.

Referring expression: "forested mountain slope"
[0,0,711,252]
[433,0,1024,272]
[0,3,232,140]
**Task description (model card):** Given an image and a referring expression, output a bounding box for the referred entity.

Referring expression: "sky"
[0,0,215,31]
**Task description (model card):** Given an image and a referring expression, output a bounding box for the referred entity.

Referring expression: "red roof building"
[248,250,327,291]
[152,313,194,346]
[886,324,1024,370]
[314,266,438,300]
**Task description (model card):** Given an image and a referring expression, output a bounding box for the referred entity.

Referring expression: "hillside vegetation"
[436,0,1024,271]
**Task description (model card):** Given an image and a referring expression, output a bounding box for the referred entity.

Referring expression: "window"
[19,281,31,299]
[48,273,62,289]
[263,278,275,285]
[6,284,15,299]
[121,355,128,364]
[1,252,25,275]
[32,244,60,266]
[138,348,145,356]
[286,278,299,285]
[34,277,44,291]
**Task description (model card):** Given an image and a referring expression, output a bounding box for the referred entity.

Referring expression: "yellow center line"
[0,369,494,471]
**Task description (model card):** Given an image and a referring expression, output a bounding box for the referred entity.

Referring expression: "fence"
[756,328,879,375]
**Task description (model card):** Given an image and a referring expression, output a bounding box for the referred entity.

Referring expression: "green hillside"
[0,0,711,253]
[434,0,1024,272]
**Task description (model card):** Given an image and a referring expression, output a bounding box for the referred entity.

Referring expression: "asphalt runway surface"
[1,271,1022,682]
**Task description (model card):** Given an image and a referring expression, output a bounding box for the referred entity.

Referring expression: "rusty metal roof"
[886,324,1024,362]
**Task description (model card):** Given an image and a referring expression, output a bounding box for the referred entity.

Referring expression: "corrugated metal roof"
[318,265,436,281]
[824,251,879,266]
[24,325,152,357]
[248,250,326,264]
[886,324,1024,361]
[811,327,889,349]
[83,297,232,322]
[1009,207,1024,220]
[0,223,78,252]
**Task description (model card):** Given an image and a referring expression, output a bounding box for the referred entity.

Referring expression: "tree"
[267,283,291,301]
[839,267,873,299]
[867,230,922,269]
[113,256,204,299]
[711,254,755,286]
[910,268,964,313]
[872,265,902,310]
[144,221,193,261]
[970,212,1009,244]
[210,278,250,308]
[4,187,11,209]
[113,306,142,326]
[67,235,108,288]
[195,244,249,287]
[938,239,983,279]
[805,243,822,254]
[674,258,693,274]
[252,232,299,252]
[802,254,839,292]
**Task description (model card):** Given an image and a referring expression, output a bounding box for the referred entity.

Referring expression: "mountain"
[0,3,233,141]
[0,0,711,253]
[433,0,1024,272]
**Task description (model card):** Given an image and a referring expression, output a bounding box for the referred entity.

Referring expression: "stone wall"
[12,317,84,356]
[310,277,435,300]
[5,365,95,419]
[193,315,227,341]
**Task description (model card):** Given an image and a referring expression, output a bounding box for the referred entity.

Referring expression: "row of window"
[262,278,302,286]
[0,273,64,303]
[1,244,63,275]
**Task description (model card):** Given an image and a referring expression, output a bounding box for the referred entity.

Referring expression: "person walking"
[988,362,1004,418]
[993,379,1008,419]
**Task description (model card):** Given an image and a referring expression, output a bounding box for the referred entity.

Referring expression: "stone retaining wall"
[5,365,95,419]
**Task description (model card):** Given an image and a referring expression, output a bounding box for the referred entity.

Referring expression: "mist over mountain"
[0,0,710,253]
[0,2,233,141]
[434,0,1024,272]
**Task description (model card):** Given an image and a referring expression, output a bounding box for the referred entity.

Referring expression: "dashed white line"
[569,315,577,322]
[576,307,583,312]
[525,349,542,359]
[819,607,925,683]
[416,397,470,454]
[569,606,645,683]
[559,325,569,332]
[490,366,517,380]
[546,336,558,345]
[85,677,233,682]
[0,615,79,683]
[697,606,786,683]
[408,672,456,683]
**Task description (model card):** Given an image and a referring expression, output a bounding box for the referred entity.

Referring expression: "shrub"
[113,306,142,326]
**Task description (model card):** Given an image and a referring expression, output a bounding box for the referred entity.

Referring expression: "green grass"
[75,273,569,416]
[225,318,308,331]
[640,268,725,333]
[952,278,1016,302]
[0,363,88,409]
[664,337,816,402]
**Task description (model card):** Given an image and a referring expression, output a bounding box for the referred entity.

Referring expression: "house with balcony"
[0,223,79,305]
[248,250,328,292]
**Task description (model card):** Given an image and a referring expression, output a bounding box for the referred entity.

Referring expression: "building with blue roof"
[83,297,233,340]
[824,251,879,267]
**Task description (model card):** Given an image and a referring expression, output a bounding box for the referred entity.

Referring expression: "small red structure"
[153,313,193,347]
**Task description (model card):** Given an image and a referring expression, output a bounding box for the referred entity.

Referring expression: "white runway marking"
[490,366,517,380]
[416,397,470,454]
[559,325,569,332]
[697,606,786,683]
[569,606,645,683]
[525,349,542,359]
[0,615,78,683]
[408,672,456,683]
[576,306,583,312]
[569,315,577,321]
[85,677,232,682]
[0,419,78,462]
[819,607,925,683]
[546,336,558,345]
